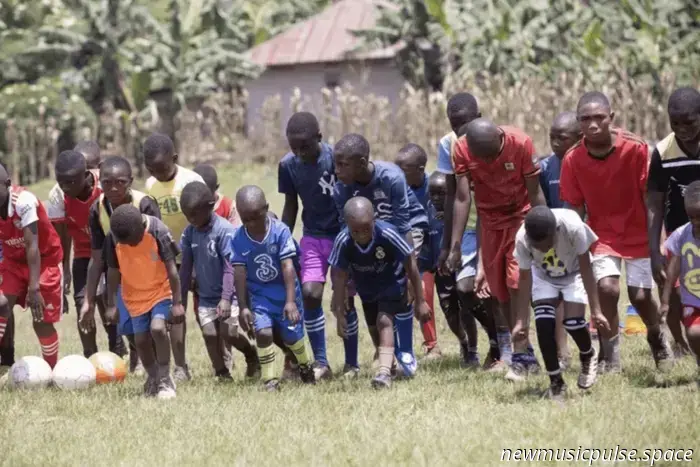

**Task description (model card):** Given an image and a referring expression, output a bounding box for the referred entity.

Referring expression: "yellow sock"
[257,345,276,382]
[288,338,311,366]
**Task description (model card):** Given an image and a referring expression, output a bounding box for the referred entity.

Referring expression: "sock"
[421,274,438,348]
[304,307,328,367]
[497,331,513,365]
[394,305,415,357]
[288,338,311,366]
[563,317,593,360]
[39,332,59,369]
[378,346,393,376]
[343,308,359,368]
[511,351,528,367]
[534,305,560,382]
[257,345,276,382]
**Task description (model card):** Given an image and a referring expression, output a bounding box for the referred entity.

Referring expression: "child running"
[232,185,315,391]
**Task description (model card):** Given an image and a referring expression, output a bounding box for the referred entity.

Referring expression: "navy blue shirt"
[329,220,413,302]
[539,154,563,208]
[333,161,428,235]
[412,174,429,209]
[278,143,340,238]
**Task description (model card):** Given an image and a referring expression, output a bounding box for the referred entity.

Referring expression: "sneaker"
[577,349,598,390]
[264,379,280,392]
[460,346,480,370]
[544,381,567,402]
[157,375,177,400]
[281,359,300,381]
[525,357,541,375]
[422,343,443,361]
[395,352,418,378]
[505,361,528,382]
[342,364,360,379]
[245,358,261,379]
[173,365,192,383]
[313,362,333,381]
[371,373,392,389]
[299,363,316,384]
[650,338,674,372]
[215,369,234,382]
[143,375,158,397]
[483,348,506,372]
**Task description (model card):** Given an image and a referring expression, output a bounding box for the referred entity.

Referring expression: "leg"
[0,304,14,367]
[342,295,360,374]
[222,309,259,378]
[197,307,227,376]
[592,255,622,372]
[682,310,700,383]
[667,288,690,356]
[169,321,190,381]
[555,303,571,368]
[280,319,315,385]
[457,275,503,369]
[362,301,381,349]
[256,327,278,389]
[436,272,475,367]
[562,299,597,390]
[531,299,566,396]
[35,264,65,368]
[117,286,142,373]
[150,301,176,398]
[420,272,440,357]
[132,323,157,397]
[372,311,395,389]
[73,258,98,358]
[97,294,126,357]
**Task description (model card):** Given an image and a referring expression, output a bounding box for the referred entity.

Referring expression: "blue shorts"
[253,294,305,344]
[119,295,173,336]
[457,230,478,281]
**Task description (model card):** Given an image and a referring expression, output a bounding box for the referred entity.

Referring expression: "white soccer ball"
[9,356,53,390]
[52,355,96,391]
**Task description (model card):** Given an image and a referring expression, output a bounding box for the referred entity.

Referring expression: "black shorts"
[434,272,460,320]
[362,294,408,327]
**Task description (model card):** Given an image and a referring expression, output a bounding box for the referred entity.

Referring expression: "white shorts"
[457,230,478,282]
[532,269,587,304]
[591,255,653,289]
[197,305,240,331]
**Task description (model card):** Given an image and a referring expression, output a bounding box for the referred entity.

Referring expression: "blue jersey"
[231,218,300,314]
[333,161,428,235]
[278,143,340,238]
[412,174,429,209]
[329,220,413,302]
[539,154,563,208]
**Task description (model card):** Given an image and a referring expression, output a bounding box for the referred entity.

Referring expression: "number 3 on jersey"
[254,253,278,282]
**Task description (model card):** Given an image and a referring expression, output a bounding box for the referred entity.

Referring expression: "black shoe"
[299,363,316,384]
[544,380,567,402]
[371,373,392,389]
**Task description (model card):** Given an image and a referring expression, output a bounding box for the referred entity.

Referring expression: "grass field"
[1,164,699,466]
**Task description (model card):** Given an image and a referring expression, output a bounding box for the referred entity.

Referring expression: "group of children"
[0,85,699,400]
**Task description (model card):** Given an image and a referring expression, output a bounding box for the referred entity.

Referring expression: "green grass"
[1,164,699,466]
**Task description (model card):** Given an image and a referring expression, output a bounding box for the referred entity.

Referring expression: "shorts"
[591,255,653,289]
[119,298,172,335]
[480,224,520,302]
[197,304,240,330]
[457,230,478,282]
[0,261,63,323]
[362,294,408,327]
[253,293,304,344]
[411,227,425,253]
[682,306,700,329]
[72,257,90,308]
[531,269,587,304]
[300,235,335,285]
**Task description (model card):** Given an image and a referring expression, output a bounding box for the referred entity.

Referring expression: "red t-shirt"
[0,186,63,266]
[214,194,241,228]
[559,130,649,258]
[453,126,540,229]
[46,170,102,258]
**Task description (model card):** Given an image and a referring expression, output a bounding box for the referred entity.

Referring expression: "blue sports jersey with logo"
[539,154,563,208]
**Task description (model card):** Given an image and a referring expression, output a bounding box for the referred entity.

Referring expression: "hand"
[414,299,431,323]
[590,308,610,333]
[217,299,232,319]
[79,300,96,334]
[437,248,451,275]
[240,307,254,337]
[63,267,72,296]
[445,245,462,274]
[659,303,670,323]
[511,318,528,343]
[651,253,667,287]
[475,271,491,299]
[335,311,347,338]
[284,301,300,325]
[27,287,45,322]
[104,305,118,325]
[170,303,185,324]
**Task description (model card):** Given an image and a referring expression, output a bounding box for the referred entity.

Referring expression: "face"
[470,136,502,161]
[448,111,471,135]
[239,202,269,236]
[57,168,88,198]
[347,215,374,246]
[145,152,177,182]
[550,126,580,158]
[395,157,424,187]
[687,202,700,235]
[334,153,365,184]
[183,202,213,230]
[288,132,321,162]
[669,110,700,143]
[0,179,10,207]
[429,183,446,213]
[119,227,145,247]
[530,234,555,253]
[577,103,614,145]
[100,167,133,206]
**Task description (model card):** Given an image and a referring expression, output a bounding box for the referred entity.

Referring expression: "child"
[143,133,204,381]
[0,163,63,368]
[330,197,430,388]
[231,185,315,391]
[74,140,102,170]
[104,204,183,399]
[662,180,700,385]
[179,181,259,380]
[80,156,161,374]
[513,206,609,399]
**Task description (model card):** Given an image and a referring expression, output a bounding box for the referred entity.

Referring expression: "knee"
[456,277,475,296]
[150,319,168,338]
[257,327,273,347]
[376,312,393,329]
[628,287,651,307]
[201,323,218,341]
[302,283,323,308]
[598,278,620,300]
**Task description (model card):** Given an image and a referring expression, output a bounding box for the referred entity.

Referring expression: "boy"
[449,118,544,379]
[104,204,183,399]
[560,91,671,373]
[232,185,315,391]
[80,156,161,374]
[74,140,102,170]
[179,181,259,380]
[648,87,700,358]
[330,197,430,388]
[278,112,359,379]
[143,133,204,381]
[513,206,610,399]
[661,181,700,385]
[47,149,125,358]
[0,163,63,368]
[333,133,428,366]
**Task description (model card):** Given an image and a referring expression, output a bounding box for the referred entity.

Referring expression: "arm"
[165,258,182,308]
[46,185,72,289]
[23,222,44,321]
[512,268,532,340]
[525,176,546,207]
[404,253,430,323]
[281,194,299,234]
[661,255,681,310]
[579,252,608,331]
[233,264,253,336]
[441,174,456,250]
[330,267,348,317]
[448,175,472,267]
[55,223,72,281]
[278,161,299,233]
[178,243,193,310]
[646,149,668,285]
[84,249,104,308]
[105,267,121,308]
[281,258,298,306]
[221,261,235,303]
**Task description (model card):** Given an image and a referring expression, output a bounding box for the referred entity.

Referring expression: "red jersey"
[453,126,540,229]
[0,186,62,266]
[214,194,241,228]
[46,170,102,258]
[559,130,649,258]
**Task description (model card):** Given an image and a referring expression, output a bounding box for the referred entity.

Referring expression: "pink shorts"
[300,236,335,284]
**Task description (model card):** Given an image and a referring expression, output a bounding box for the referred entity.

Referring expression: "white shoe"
[577,348,598,390]
[157,375,177,400]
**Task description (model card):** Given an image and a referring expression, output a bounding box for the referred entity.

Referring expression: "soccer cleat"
[395,352,418,379]
[157,375,177,400]
[371,373,392,389]
[299,363,316,384]
[281,359,300,381]
[313,362,333,381]
[342,364,360,379]
[505,361,528,382]
[143,375,158,397]
[264,379,280,392]
[577,348,598,390]
[173,365,192,383]
[422,343,443,361]
[544,381,568,402]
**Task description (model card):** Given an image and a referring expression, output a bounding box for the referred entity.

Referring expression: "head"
[235,185,269,237]
[344,197,375,246]
[110,204,145,246]
[286,112,322,162]
[180,181,215,229]
[685,181,700,235]
[100,156,133,206]
[465,118,503,161]
[668,87,700,144]
[143,133,178,182]
[394,144,428,187]
[428,171,447,212]
[524,206,557,252]
[446,93,480,135]
[550,111,581,157]
[576,92,614,146]
[0,164,10,207]
[334,133,370,184]
[193,164,219,194]
[55,150,89,198]
[74,140,101,169]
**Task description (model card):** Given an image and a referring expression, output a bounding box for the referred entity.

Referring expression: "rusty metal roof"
[248,0,401,68]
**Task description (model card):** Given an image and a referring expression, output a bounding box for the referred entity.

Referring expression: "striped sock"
[0,316,7,344]
[497,331,513,365]
[304,307,327,367]
[257,345,276,383]
[343,308,359,368]
[39,332,59,369]
[288,338,311,366]
[394,305,415,357]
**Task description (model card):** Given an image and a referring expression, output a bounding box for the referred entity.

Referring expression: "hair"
[577,91,611,112]
[344,196,374,222]
[100,156,132,177]
[110,204,144,242]
[74,141,101,162]
[428,170,446,188]
[552,111,580,133]
[193,164,218,193]
[524,206,557,242]
[668,87,700,116]
[397,143,428,166]
[55,150,87,174]
[143,133,175,162]
[286,111,320,136]
[180,181,214,211]
[236,185,267,208]
[334,133,370,159]
[447,93,479,120]
[685,181,700,207]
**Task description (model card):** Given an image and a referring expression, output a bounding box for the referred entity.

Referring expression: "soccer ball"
[9,356,53,390]
[89,351,127,383]
[52,355,96,391]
